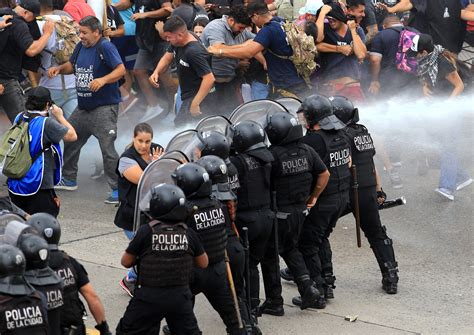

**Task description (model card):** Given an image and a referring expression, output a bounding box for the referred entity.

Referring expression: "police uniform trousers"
[349,185,397,275]
[298,191,350,286]
[261,203,310,305]
[116,286,200,335]
[191,260,246,335]
[235,208,274,308]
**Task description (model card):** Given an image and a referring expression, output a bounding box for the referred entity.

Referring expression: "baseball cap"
[27,87,54,106]
[20,0,41,16]
[300,0,324,16]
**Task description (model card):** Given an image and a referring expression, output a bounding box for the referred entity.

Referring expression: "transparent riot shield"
[229,99,289,128]
[196,115,233,136]
[276,97,301,118]
[0,212,34,245]
[165,129,204,162]
[133,157,185,231]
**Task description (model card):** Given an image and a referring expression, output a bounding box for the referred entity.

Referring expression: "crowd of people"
[0,0,473,334]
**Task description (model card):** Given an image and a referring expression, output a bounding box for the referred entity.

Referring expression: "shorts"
[112,36,139,70]
[134,43,168,72]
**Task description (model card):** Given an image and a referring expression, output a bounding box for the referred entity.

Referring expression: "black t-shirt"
[0,16,34,80]
[167,41,212,100]
[301,132,328,161]
[69,256,90,288]
[410,0,464,53]
[126,223,205,258]
[107,5,125,31]
[369,25,418,92]
[131,0,167,49]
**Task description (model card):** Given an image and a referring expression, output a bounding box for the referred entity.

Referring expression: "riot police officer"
[331,95,399,294]
[17,233,64,335]
[0,243,49,334]
[117,184,207,334]
[285,94,351,306]
[260,112,330,314]
[229,121,275,312]
[173,163,246,335]
[26,213,112,335]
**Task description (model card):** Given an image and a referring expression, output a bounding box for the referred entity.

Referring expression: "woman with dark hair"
[416,34,465,97]
[7,86,77,217]
[114,122,164,297]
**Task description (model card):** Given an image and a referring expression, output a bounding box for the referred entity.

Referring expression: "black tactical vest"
[138,222,194,288]
[186,197,228,265]
[0,292,48,335]
[34,284,63,311]
[345,124,376,188]
[49,252,84,328]
[234,153,272,211]
[315,130,351,196]
[270,142,314,206]
[115,143,162,230]
[227,161,240,193]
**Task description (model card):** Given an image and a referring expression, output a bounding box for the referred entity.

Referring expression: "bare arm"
[131,2,172,20]
[50,105,77,142]
[79,283,106,324]
[123,165,144,185]
[191,72,215,109]
[254,52,267,69]
[209,40,265,59]
[349,24,367,61]
[316,4,332,43]
[381,0,413,14]
[365,24,378,46]
[25,22,55,57]
[113,0,132,11]
[461,7,474,21]
[149,52,174,87]
[194,253,208,268]
[446,70,464,97]
[368,53,382,95]
[307,170,330,207]
[121,251,137,268]
[48,61,74,77]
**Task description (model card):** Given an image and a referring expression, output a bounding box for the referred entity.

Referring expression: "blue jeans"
[439,132,470,191]
[49,88,78,119]
[251,80,270,100]
[124,230,137,281]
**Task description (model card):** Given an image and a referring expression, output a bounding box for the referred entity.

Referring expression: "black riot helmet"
[196,155,236,201]
[200,131,231,160]
[149,184,188,222]
[172,163,212,199]
[0,244,35,296]
[18,233,50,271]
[26,213,61,250]
[231,120,266,154]
[297,94,346,130]
[329,95,359,125]
[265,112,303,145]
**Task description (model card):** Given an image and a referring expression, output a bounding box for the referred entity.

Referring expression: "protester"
[201,6,254,115]
[63,0,95,23]
[149,16,215,126]
[0,0,55,123]
[114,122,164,297]
[48,16,126,204]
[7,87,77,218]
[317,2,367,102]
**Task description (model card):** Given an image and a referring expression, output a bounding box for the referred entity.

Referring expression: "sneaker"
[139,104,165,123]
[105,190,119,204]
[90,162,104,180]
[389,168,403,189]
[435,188,454,201]
[456,178,473,191]
[55,178,78,191]
[119,276,135,298]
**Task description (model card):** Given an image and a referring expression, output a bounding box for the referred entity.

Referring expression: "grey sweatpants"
[62,104,119,190]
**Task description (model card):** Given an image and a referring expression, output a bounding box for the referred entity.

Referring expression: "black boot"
[382,262,398,294]
[258,299,284,316]
[291,282,326,310]
[322,275,336,299]
[280,267,294,282]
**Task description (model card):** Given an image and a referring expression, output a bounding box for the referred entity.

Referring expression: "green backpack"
[0,116,39,179]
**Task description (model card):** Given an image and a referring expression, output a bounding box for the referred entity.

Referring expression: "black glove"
[377,188,387,204]
[95,321,112,335]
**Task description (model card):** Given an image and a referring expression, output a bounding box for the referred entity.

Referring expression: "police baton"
[242,227,253,320]
[224,250,244,330]
[271,191,280,277]
[378,196,406,210]
[350,165,362,248]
